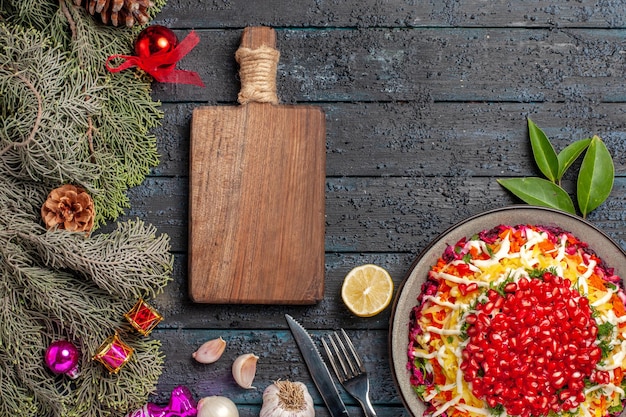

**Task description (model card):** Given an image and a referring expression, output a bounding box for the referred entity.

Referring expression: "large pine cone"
[41,184,95,234]
[73,0,154,28]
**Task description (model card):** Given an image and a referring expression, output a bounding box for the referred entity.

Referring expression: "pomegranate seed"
[459,271,600,416]
[569,380,584,392]
[477,314,491,328]
[483,301,495,314]
[466,343,480,353]
[465,314,477,325]
[589,346,602,362]
[458,283,467,295]
[487,289,499,301]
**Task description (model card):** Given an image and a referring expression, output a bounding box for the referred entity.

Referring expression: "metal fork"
[322,329,377,417]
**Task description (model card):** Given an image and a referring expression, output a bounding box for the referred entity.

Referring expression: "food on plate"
[407,224,626,417]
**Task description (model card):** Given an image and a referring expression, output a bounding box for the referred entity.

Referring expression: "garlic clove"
[197,396,239,417]
[192,337,227,364]
[232,353,258,389]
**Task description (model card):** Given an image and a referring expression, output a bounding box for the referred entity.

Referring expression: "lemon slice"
[341,264,394,317]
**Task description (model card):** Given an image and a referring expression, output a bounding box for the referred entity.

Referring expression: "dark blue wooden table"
[123,2,626,416]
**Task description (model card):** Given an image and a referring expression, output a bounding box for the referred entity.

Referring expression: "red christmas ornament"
[106,25,204,87]
[134,25,178,59]
[124,298,163,336]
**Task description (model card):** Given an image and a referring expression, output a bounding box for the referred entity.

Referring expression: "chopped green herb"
[599,339,613,358]
[487,403,504,415]
[598,322,615,338]
[590,305,600,318]
[527,268,547,279]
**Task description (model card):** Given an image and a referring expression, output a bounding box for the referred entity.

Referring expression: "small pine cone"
[74,0,155,28]
[41,184,95,234]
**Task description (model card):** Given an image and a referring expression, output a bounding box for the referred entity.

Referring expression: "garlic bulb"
[197,396,239,417]
[193,337,227,364]
[260,380,315,417]
[232,353,258,389]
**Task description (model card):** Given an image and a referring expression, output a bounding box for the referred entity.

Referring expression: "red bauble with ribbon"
[135,25,178,59]
[106,25,204,87]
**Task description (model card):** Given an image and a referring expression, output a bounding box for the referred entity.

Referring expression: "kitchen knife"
[285,314,350,417]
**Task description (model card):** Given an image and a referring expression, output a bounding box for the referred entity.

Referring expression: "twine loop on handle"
[235,45,280,105]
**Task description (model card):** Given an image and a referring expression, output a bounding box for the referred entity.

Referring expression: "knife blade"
[285,314,350,417]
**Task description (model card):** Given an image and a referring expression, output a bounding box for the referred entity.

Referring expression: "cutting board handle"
[235,27,280,105]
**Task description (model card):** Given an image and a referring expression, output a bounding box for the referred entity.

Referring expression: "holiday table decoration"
[41,184,95,234]
[72,0,154,28]
[124,386,198,417]
[106,25,204,86]
[135,25,178,60]
[125,298,164,336]
[45,340,81,379]
[1,1,173,416]
[93,333,135,373]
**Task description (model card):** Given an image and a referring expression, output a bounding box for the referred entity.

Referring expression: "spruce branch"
[0,71,42,157]
[0,296,67,417]
[3,258,131,348]
[22,220,173,300]
[0,1,171,415]
[58,0,77,41]
[0,23,101,187]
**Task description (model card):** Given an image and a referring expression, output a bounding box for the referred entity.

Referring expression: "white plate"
[389,206,626,416]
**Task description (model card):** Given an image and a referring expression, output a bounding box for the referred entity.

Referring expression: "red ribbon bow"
[106,31,205,87]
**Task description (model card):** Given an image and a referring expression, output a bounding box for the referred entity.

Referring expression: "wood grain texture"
[156,0,626,29]
[153,102,626,178]
[153,252,414,330]
[120,177,626,254]
[189,103,326,303]
[152,28,626,103]
[188,27,326,304]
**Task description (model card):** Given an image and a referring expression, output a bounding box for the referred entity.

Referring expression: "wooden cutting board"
[188,27,326,304]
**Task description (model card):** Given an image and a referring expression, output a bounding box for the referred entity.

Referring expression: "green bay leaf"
[528,118,559,183]
[498,177,576,214]
[557,138,591,182]
[577,135,614,217]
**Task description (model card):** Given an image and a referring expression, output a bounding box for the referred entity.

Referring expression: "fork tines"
[322,328,366,383]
